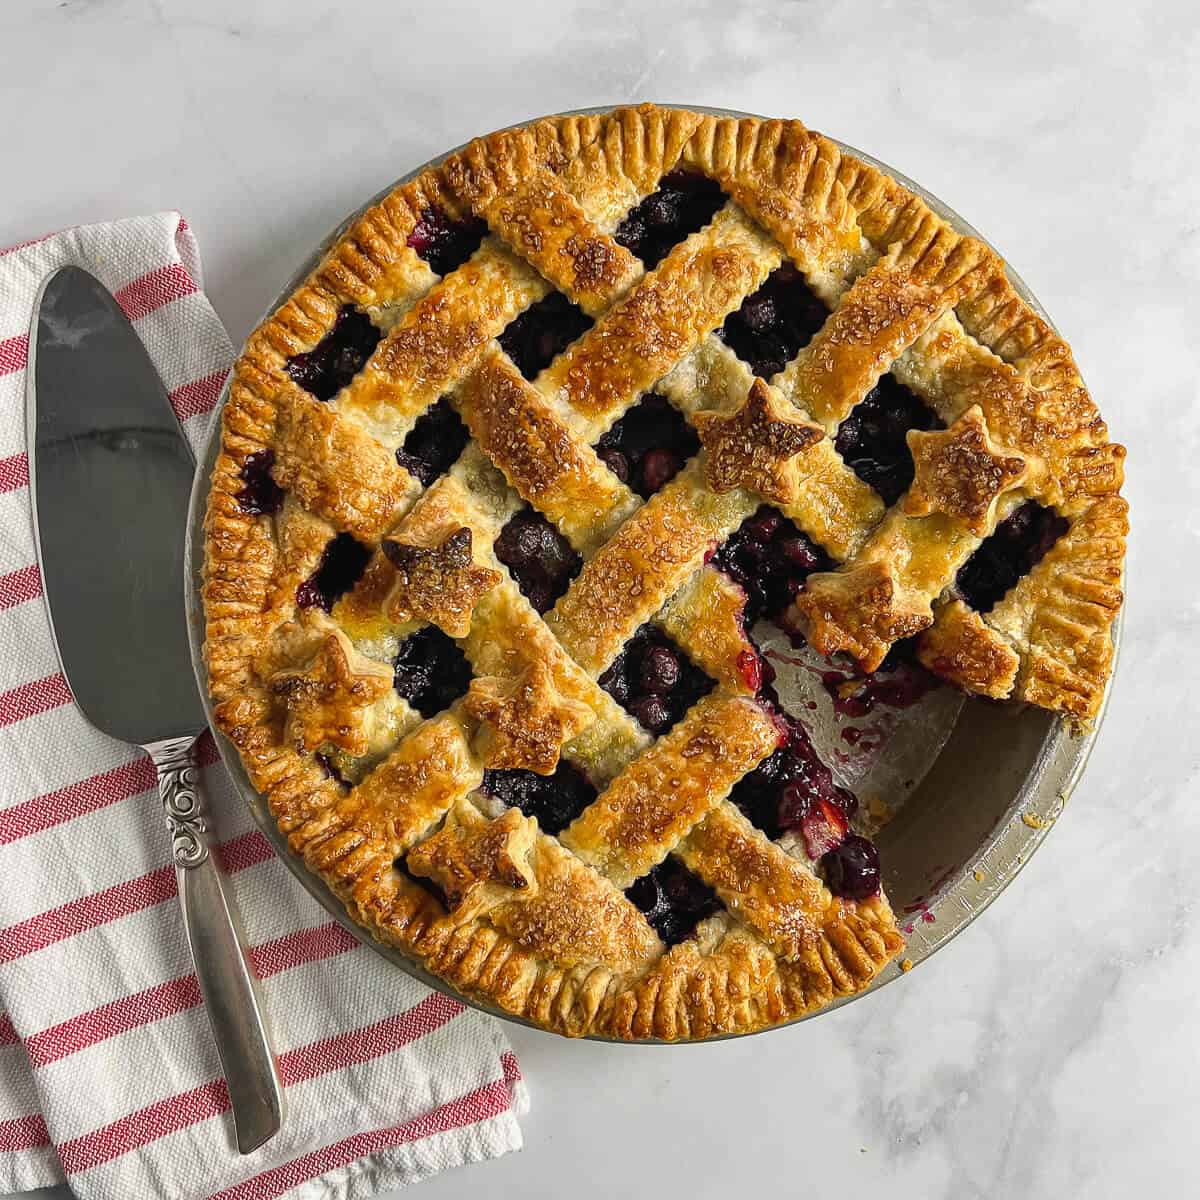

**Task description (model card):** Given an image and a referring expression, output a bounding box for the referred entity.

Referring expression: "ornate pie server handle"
[147,734,284,1155]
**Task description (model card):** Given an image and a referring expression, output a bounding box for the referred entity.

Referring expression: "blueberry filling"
[296,534,371,612]
[598,626,714,734]
[392,627,472,716]
[820,835,881,901]
[593,393,699,498]
[710,505,830,624]
[614,170,726,268]
[286,306,381,401]
[406,207,487,276]
[498,292,592,379]
[719,263,830,379]
[625,858,722,946]
[956,500,1068,613]
[834,374,942,505]
[394,397,470,486]
[493,508,582,614]
[730,706,856,843]
[481,762,597,836]
[236,449,284,516]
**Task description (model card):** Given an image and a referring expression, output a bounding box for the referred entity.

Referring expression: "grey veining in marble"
[1,0,1196,1196]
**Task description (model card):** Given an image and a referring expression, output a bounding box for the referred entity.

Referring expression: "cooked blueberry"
[481,761,596,835]
[744,508,781,542]
[626,858,722,946]
[286,306,381,401]
[640,448,682,494]
[498,292,592,379]
[407,207,487,275]
[493,508,582,614]
[296,534,371,612]
[614,171,726,267]
[956,500,1068,613]
[778,536,820,571]
[719,264,829,379]
[821,835,881,900]
[236,449,284,515]
[632,695,672,732]
[593,393,698,499]
[640,646,681,695]
[599,625,713,733]
[392,627,472,715]
[834,374,941,505]
[597,447,630,483]
[394,398,470,485]
[710,505,830,624]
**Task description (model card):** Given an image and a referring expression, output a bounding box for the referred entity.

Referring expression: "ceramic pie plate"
[184,105,1119,1041]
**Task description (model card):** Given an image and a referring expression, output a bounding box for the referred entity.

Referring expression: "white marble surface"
[2,0,1196,1196]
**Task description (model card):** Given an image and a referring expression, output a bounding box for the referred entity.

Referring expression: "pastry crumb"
[900,958,914,972]
[973,868,985,882]
[1021,812,1045,829]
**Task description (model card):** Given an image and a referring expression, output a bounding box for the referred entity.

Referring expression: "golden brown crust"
[791,560,934,671]
[915,600,1020,699]
[270,630,395,754]
[560,697,780,888]
[539,206,777,432]
[272,386,419,540]
[381,527,501,638]
[456,347,634,548]
[203,103,1124,1039]
[406,802,538,923]
[694,377,825,503]
[986,496,1128,721]
[903,406,1028,534]
[464,661,595,775]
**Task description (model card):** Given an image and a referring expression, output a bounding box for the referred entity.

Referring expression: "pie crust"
[203,105,1126,1039]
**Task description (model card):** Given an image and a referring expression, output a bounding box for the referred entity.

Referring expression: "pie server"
[26,266,284,1154]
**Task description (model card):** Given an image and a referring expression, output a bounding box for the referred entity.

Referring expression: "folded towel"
[0,214,525,1200]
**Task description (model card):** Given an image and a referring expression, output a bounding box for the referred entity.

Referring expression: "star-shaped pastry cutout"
[790,561,933,673]
[381,526,500,637]
[693,378,824,504]
[270,630,393,755]
[903,405,1028,534]
[406,802,537,923]
[464,661,595,776]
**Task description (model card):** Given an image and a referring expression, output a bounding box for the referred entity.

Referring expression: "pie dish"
[202,104,1127,1039]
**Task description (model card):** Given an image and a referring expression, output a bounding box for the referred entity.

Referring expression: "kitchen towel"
[0,214,526,1200]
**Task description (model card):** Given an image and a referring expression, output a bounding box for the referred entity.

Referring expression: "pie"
[203,104,1127,1039]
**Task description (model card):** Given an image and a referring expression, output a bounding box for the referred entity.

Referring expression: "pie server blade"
[27,266,283,1153]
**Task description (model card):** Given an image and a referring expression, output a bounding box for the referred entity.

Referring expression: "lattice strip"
[674,802,838,961]
[774,243,994,431]
[656,335,884,560]
[546,461,750,676]
[559,696,780,888]
[334,243,550,446]
[292,711,481,870]
[272,384,421,541]
[535,204,780,439]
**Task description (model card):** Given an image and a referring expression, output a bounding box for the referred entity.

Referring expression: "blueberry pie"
[203,105,1127,1039]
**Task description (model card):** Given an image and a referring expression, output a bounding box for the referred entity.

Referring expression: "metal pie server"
[27,266,284,1154]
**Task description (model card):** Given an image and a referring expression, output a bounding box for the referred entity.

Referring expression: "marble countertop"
[2,1,1194,1196]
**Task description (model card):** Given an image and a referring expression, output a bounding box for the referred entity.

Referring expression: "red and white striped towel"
[0,215,526,1199]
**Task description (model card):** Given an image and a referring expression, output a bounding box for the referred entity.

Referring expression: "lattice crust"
[204,104,1126,1039]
